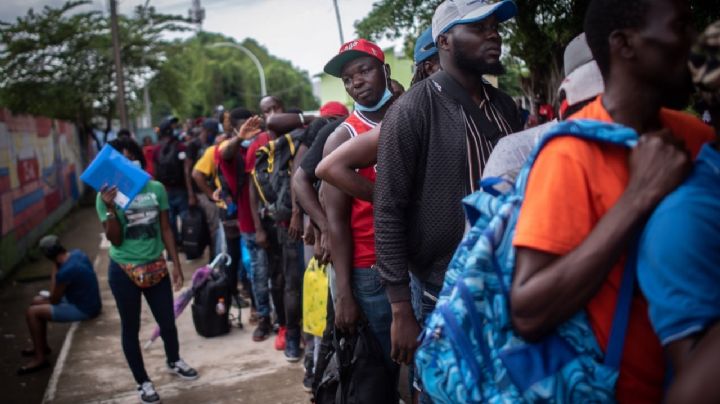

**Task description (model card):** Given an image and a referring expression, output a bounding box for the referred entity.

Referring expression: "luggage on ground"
[191,267,231,338]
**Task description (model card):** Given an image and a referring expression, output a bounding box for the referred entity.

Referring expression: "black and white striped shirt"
[460,83,515,193]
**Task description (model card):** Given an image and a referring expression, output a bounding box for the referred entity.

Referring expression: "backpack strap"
[515,119,638,197]
[604,242,638,370]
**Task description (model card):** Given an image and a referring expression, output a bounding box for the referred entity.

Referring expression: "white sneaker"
[137,381,161,404]
[167,359,199,380]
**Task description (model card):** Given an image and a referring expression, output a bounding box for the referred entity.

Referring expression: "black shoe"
[167,359,198,380]
[302,369,314,393]
[285,331,302,363]
[137,381,161,404]
[253,317,272,342]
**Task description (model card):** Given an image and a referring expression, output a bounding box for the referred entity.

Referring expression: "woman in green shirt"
[96,137,198,404]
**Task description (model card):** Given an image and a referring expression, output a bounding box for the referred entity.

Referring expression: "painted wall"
[0,108,84,279]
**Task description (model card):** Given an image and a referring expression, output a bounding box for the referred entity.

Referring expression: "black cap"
[158,116,179,137]
[202,118,221,136]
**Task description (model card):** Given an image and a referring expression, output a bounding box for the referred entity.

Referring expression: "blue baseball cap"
[414,28,438,65]
[432,0,518,42]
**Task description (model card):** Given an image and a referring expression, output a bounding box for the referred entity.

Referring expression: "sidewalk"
[20,206,307,404]
[0,207,101,404]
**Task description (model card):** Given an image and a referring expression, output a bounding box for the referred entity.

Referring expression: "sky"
[0,0,398,76]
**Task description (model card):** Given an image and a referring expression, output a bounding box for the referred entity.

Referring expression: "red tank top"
[340,111,378,268]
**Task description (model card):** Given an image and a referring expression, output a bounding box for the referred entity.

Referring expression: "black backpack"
[191,269,231,338]
[155,140,185,187]
[181,206,209,260]
[251,129,303,222]
[315,324,398,404]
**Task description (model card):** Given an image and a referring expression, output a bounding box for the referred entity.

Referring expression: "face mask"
[173,128,181,137]
[354,67,393,113]
[131,160,142,168]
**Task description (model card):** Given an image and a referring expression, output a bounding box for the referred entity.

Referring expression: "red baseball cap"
[319,101,349,118]
[323,39,385,78]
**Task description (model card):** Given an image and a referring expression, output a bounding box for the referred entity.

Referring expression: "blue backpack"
[414,120,639,403]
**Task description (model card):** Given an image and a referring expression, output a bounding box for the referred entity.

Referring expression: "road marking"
[42,321,78,403]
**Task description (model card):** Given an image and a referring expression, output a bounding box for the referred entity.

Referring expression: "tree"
[356,0,720,107]
[149,32,318,122]
[0,0,189,147]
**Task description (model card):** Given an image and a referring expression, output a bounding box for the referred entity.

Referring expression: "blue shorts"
[51,299,91,322]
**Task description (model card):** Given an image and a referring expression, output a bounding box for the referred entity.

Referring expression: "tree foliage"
[150,32,318,122]
[356,0,720,106]
[0,0,189,134]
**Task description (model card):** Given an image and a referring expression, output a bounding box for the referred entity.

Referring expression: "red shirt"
[216,140,255,233]
[340,112,378,268]
[142,145,156,177]
[513,96,714,403]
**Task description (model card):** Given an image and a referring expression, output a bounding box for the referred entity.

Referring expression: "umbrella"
[144,253,231,349]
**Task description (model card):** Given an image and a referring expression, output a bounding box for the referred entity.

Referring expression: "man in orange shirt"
[510,0,715,402]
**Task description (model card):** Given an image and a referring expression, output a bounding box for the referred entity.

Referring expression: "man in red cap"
[321,39,400,383]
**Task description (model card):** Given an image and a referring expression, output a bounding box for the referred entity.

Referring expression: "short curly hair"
[584,0,650,77]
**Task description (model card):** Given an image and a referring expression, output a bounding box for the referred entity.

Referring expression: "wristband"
[105,211,117,220]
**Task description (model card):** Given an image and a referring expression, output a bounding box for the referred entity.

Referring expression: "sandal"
[17,359,51,375]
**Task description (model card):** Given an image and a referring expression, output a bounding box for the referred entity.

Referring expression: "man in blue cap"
[374,0,522,390]
[411,27,441,86]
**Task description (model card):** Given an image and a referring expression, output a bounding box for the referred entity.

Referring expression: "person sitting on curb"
[18,235,102,375]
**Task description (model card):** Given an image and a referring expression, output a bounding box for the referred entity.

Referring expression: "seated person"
[18,235,102,375]
[637,21,720,404]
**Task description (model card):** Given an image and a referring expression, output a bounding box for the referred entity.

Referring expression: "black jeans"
[260,219,286,326]
[276,225,303,338]
[108,260,179,384]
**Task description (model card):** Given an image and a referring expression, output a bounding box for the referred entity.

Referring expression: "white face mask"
[130,160,142,168]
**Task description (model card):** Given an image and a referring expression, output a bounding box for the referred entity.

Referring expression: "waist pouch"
[119,257,168,288]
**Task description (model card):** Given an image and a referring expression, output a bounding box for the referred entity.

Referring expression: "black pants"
[276,225,303,338]
[108,260,179,384]
[261,219,286,327]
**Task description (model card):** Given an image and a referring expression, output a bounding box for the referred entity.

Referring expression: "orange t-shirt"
[513,96,714,403]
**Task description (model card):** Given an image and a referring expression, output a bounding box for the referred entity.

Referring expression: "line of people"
[69,0,720,402]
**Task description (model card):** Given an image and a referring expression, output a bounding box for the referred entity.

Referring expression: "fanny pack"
[119,257,168,288]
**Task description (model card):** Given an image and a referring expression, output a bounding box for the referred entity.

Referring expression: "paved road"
[2,206,309,404]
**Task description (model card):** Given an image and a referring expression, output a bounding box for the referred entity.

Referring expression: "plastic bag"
[303,257,328,336]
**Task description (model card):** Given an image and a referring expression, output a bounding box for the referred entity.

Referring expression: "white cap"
[432,0,518,42]
[558,33,604,105]
[558,61,604,105]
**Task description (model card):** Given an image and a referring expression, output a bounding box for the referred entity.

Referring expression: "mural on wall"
[0,108,82,243]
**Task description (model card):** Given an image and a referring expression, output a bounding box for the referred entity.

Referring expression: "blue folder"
[80,144,151,209]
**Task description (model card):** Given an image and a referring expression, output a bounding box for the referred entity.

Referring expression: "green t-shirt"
[96,180,169,265]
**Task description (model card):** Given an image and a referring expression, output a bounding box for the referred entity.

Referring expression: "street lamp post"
[209,42,267,98]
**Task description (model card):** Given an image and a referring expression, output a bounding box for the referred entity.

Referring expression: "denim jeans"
[352,267,397,375]
[108,260,179,384]
[253,220,285,324]
[166,187,189,244]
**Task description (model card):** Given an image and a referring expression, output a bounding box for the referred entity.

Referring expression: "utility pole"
[189,0,205,32]
[109,0,129,129]
[332,0,345,45]
[142,0,152,128]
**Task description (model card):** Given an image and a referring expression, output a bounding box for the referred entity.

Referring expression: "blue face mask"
[354,67,393,113]
[355,87,393,112]
[173,128,181,137]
